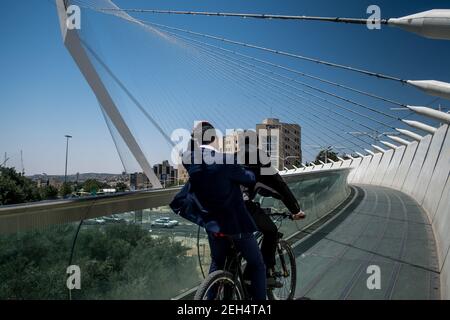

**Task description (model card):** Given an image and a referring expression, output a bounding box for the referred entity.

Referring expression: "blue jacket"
[183,146,257,235]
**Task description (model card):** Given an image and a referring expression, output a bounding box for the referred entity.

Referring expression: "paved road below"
[292,185,440,300]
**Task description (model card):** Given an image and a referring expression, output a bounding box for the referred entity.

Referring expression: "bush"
[0,167,41,205]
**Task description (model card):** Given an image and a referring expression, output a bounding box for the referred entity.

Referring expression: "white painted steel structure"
[55,0,162,188]
[388,9,450,41]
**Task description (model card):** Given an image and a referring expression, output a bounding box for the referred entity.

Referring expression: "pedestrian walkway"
[293,185,440,299]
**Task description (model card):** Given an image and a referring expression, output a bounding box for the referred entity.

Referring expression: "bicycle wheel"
[194,270,245,300]
[267,240,297,300]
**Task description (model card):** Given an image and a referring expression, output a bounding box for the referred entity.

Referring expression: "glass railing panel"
[0,223,79,299]
[259,169,351,238]
[69,208,207,299]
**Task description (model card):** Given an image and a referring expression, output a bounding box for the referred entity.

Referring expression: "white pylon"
[406,105,450,123]
[372,145,387,153]
[407,80,450,101]
[55,0,163,189]
[402,120,437,134]
[380,141,398,149]
[388,135,411,146]
[388,9,450,40]
[396,128,423,141]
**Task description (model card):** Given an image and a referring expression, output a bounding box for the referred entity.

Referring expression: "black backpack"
[169,181,220,233]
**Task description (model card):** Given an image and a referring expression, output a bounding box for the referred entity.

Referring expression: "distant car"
[95,218,106,225]
[151,217,179,228]
[104,216,125,224]
[84,218,107,225]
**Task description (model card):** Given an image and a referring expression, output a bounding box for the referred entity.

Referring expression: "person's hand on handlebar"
[291,210,306,220]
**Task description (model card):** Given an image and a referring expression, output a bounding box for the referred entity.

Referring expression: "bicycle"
[194,210,297,300]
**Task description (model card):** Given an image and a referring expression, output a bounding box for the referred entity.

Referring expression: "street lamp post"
[64,135,72,184]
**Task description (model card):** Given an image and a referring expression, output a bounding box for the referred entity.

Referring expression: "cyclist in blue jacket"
[182,121,267,300]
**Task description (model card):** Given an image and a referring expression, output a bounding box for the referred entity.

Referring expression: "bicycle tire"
[267,239,297,300]
[194,270,245,300]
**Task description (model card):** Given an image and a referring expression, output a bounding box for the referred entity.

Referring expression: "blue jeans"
[207,232,266,300]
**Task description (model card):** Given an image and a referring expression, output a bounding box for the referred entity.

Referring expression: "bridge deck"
[292,185,440,300]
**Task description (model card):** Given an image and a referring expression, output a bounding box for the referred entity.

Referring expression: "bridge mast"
[54,0,162,189]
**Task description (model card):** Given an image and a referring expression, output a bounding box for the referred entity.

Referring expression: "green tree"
[71,182,83,193]
[40,185,59,200]
[292,158,302,168]
[115,182,127,192]
[83,179,102,195]
[314,148,339,164]
[0,167,41,205]
[0,224,74,299]
[60,182,72,197]
[72,224,199,299]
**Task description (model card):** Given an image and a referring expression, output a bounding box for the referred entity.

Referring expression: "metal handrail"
[0,168,350,234]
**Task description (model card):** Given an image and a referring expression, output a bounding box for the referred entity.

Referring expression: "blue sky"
[1,0,450,175]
